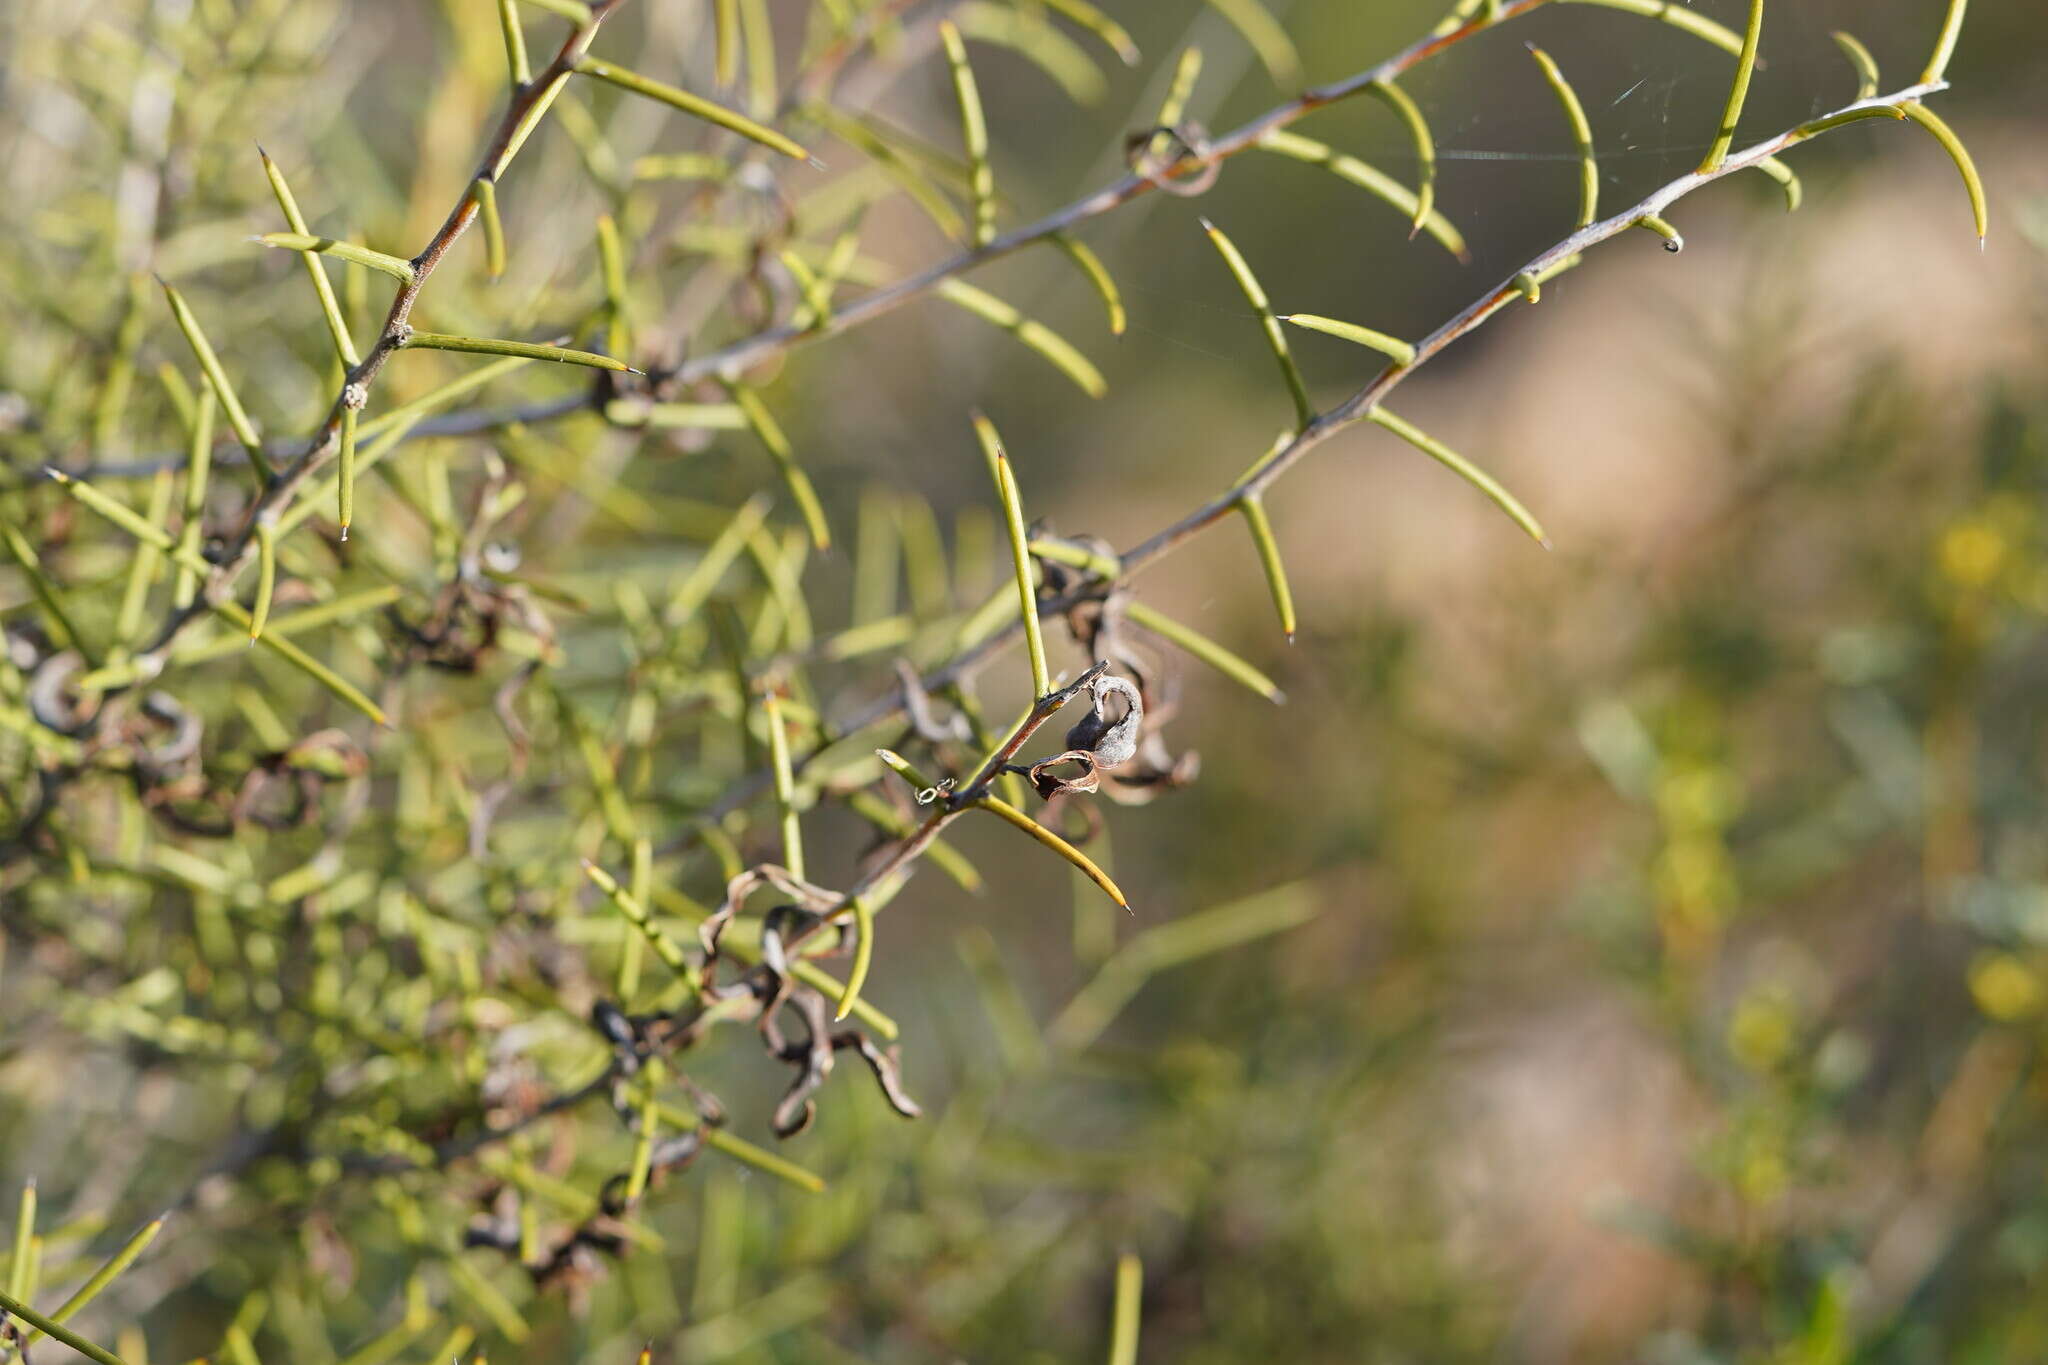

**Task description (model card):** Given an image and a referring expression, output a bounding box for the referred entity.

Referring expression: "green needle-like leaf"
[1108,1253,1144,1365]
[337,402,359,537]
[1202,218,1314,431]
[605,400,748,430]
[1753,156,1803,211]
[260,152,360,366]
[1699,0,1764,173]
[1525,44,1598,228]
[78,587,403,690]
[256,233,417,284]
[45,472,388,724]
[1922,0,1968,84]
[596,213,629,359]
[666,494,771,625]
[641,1094,827,1193]
[496,0,531,85]
[938,21,997,246]
[1433,0,1492,38]
[1902,102,1987,243]
[713,0,739,87]
[737,0,777,116]
[1367,78,1437,238]
[1042,0,1139,65]
[400,330,637,371]
[1139,45,1204,176]
[834,895,876,1021]
[249,517,277,643]
[160,279,270,481]
[976,796,1127,909]
[1123,599,1284,703]
[935,280,1107,397]
[1560,0,1746,56]
[1203,0,1301,87]
[1369,406,1549,548]
[806,105,968,239]
[1051,234,1125,336]
[953,3,1108,106]
[584,861,700,985]
[763,690,804,880]
[780,248,833,329]
[7,1182,34,1303]
[91,275,147,452]
[494,69,572,177]
[1278,313,1416,367]
[23,1216,164,1348]
[972,412,1050,701]
[1050,883,1318,1051]
[2,518,92,665]
[731,387,831,551]
[1636,213,1685,251]
[1832,30,1880,100]
[45,469,183,556]
[876,747,943,797]
[631,152,731,183]
[624,1090,658,1205]
[1795,104,1907,138]
[1238,494,1297,640]
[174,386,217,609]
[1255,130,1469,262]
[574,57,812,163]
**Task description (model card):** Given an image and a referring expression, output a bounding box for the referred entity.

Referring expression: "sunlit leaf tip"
[1902,102,1987,244]
[573,57,812,163]
[400,331,641,373]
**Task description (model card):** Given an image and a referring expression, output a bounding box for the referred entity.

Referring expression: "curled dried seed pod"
[464,1218,521,1253]
[1028,750,1101,800]
[650,1131,704,1174]
[229,763,319,831]
[1124,122,1220,196]
[589,1002,634,1055]
[135,692,202,775]
[773,1093,817,1139]
[28,652,100,735]
[699,863,839,962]
[1063,672,1143,768]
[832,1031,922,1118]
[676,1076,726,1127]
[280,727,371,779]
[897,658,969,743]
[759,903,824,997]
[767,989,836,1139]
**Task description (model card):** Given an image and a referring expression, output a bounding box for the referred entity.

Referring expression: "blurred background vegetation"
[2,0,2045,1361]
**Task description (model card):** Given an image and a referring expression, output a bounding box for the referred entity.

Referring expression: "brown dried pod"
[1063,672,1142,768]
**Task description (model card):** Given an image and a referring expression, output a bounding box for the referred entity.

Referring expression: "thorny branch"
[50,7,1958,831]
[682,76,1958,826]
[37,0,1962,856]
[5,0,1978,1286]
[115,0,636,686]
